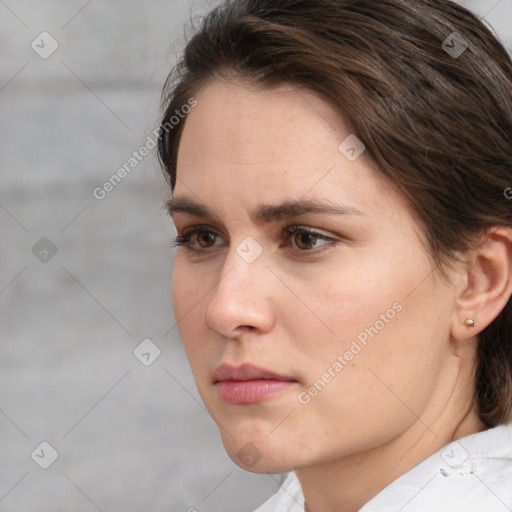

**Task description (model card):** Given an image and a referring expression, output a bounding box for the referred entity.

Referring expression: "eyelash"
[171,224,339,256]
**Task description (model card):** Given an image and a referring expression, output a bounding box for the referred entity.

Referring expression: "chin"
[226,442,296,474]
[216,427,299,473]
[203,390,312,472]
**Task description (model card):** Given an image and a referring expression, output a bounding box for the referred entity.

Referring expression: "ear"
[451,227,512,340]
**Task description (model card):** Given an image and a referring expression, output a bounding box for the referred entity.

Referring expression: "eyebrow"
[166,196,362,223]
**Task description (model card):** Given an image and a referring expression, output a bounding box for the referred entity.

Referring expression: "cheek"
[171,259,210,353]
[172,256,212,315]
[296,252,445,397]
[283,286,442,461]
[171,259,189,320]
[297,268,400,354]
[307,263,446,405]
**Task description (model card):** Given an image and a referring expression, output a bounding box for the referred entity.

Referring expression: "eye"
[172,225,224,250]
[172,224,338,255]
[283,225,337,253]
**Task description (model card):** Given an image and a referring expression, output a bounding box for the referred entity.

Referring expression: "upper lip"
[213,363,295,383]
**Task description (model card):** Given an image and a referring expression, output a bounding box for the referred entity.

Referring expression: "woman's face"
[170,80,462,473]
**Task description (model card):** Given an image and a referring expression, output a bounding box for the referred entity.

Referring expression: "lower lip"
[215,379,296,404]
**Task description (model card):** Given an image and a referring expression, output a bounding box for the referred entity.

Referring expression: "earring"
[464,318,475,327]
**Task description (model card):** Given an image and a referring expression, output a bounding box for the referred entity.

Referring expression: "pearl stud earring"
[464,318,475,327]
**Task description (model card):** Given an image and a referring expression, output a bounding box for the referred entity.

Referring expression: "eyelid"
[179,224,224,237]
[283,224,336,239]
[176,223,335,239]
[173,224,225,241]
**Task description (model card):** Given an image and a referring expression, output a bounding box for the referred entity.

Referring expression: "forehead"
[182,80,342,156]
[179,82,356,181]
[174,80,407,222]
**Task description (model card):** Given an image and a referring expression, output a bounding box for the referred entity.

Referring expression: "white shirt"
[253,422,512,511]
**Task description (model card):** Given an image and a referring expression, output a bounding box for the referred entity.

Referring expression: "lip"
[213,363,293,383]
[213,363,297,405]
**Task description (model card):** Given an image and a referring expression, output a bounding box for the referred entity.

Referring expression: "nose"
[205,246,276,338]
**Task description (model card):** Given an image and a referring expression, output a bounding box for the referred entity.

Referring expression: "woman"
[157,0,512,510]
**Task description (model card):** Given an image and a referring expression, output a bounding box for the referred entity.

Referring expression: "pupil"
[297,233,317,250]
[198,232,215,247]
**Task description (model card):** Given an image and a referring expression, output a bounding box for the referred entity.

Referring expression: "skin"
[168,79,510,512]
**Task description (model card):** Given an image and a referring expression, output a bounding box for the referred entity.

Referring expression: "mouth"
[213,363,298,405]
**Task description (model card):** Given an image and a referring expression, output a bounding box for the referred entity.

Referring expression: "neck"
[297,358,486,512]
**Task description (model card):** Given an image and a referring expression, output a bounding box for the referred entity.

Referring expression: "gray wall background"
[1,1,511,511]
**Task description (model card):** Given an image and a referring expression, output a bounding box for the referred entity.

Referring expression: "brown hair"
[157,0,512,426]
